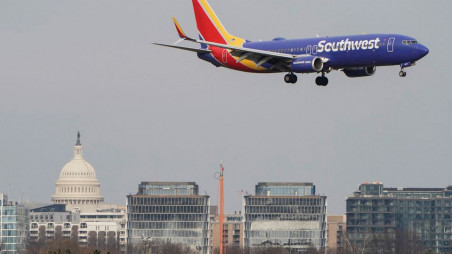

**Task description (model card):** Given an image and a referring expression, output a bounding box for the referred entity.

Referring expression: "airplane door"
[387,37,395,52]
[222,49,228,63]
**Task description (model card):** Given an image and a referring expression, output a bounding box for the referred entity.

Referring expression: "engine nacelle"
[290,56,323,73]
[343,66,376,77]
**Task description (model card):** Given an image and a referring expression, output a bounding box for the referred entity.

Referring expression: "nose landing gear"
[399,62,413,77]
[284,73,298,84]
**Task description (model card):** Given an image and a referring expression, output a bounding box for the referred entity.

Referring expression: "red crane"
[219,163,224,254]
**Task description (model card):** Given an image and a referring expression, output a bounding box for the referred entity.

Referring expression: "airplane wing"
[154,17,327,72]
[191,39,295,71]
[155,39,295,71]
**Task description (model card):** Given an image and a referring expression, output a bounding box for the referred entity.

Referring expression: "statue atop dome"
[76,131,81,146]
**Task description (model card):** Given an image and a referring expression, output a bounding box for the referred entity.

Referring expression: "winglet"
[172,17,190,40]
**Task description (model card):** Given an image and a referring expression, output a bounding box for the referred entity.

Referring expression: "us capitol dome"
[51,132,104,205]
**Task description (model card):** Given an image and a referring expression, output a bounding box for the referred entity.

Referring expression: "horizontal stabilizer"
[153,43,211,53]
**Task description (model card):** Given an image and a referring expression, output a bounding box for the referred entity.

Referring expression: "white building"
[29,204,126,249]
[51,132,104,206]
[28,133,126,251]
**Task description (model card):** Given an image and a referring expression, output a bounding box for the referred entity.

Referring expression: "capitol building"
[51,132,104,205]
[27,133,126,250]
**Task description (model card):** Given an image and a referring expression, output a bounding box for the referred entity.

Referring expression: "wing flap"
[195,39,294,60]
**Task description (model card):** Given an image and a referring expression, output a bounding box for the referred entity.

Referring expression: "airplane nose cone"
[419,45,429,58]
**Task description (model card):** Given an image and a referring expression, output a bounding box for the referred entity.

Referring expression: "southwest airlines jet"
[155,0,429,86]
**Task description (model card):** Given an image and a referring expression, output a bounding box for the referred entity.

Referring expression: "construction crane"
[219,163,224,254]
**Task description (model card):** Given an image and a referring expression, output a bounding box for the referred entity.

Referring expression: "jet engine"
[290,56,323,73]
[343,66,376,77]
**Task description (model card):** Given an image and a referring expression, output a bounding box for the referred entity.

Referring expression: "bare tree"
[38,225,46,244]
[25,237,123,254]
[70,225,78,243]
[55,225,63,240]
[98,231,106,250]
[88,231,97,248]
[336,229,438,254]
[106,231,121,254]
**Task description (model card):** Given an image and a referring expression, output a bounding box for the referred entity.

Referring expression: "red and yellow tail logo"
[192,0,245,46]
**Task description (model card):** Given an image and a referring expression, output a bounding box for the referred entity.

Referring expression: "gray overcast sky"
[0,0,450,214]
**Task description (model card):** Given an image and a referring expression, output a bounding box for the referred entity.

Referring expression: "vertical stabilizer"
[192,0,245,46]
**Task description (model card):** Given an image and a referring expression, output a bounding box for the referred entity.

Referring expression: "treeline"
[25,232,452,254]
[331,230,452,254]
[25,239,122,254]
[213,246,322,254]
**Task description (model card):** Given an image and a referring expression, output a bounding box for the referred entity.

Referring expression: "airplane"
[154,0,429,86]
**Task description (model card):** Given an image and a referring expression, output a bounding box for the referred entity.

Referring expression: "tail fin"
[192,0,244,46]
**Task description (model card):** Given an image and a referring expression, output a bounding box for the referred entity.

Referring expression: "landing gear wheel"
[290,74,297,84]
[399,71,407,77]
[315,76,328,86]
[284,73,298,84]
[284,74,291,83]
[315,77,322,86]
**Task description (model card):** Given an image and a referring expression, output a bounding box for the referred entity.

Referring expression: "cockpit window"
[402,40,418,45]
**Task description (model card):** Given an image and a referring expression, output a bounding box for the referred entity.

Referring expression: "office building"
[209,210,244,252]
[243,182,327,253]
[0,194,29,254]
[346,182,452,253]
[126,182,210,254]
[326,215,346,250]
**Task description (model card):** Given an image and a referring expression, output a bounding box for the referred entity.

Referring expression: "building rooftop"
[257,182,313,186]
[139,181,197,185]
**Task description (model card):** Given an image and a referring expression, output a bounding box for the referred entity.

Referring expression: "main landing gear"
[315,72,328,86]
[399,69,407,77]
[284,73,298,84]
[283,72,329,86]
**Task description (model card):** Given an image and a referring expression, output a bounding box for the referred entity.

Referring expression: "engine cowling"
[290,56,323,73]
[343,66,376,77]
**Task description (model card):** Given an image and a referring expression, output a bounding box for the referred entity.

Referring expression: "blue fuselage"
[243,34,428,71]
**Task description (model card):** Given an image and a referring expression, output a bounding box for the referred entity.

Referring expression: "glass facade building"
[243,182,327,253]
[0,194,29,254]
[127,182,210,254]
[346,183,452,253]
